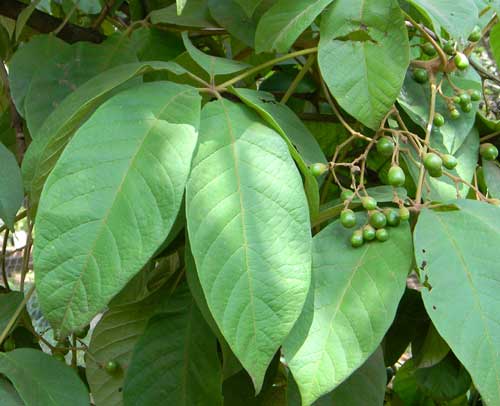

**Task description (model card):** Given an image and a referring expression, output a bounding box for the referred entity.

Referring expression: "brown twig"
[93,0,116,29]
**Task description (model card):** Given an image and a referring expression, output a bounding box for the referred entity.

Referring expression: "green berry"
[310,163,328,177]
[459,93,471,104]
[388,166,406,187]
[350,230,364,248]
[480,143,499,161]
[453,96,461,104]
[105,360,120,375]
[442,154,458,170]
[340,209,357,228]
[454,52,469,70]
[376,137,395,156]
[433,112,445,127]
[468,26,481,42]
[443,41,455,55]
[461,102,472,113]
[376,228,389,242]
[399,207,410,221]
[428,165,443,178]
[450,109,460,120]
[422,42,437,56]
[384,209,400,227]
[362,225,376,241]
[74,325,89,339]
[369,211,387,229]
[423,153,443,172]
[470,89,482,102]
[53,353,66,362]
[361,196,377,210]
[340,189,354,201]
[3,336,15,352]
[412,68,429,84]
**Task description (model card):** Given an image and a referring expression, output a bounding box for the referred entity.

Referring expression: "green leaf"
[181,32,250,77]
[314,347,386,406]
[0,291,23,335]
[489,23,500,68]
[0,348,89,405]
[85,289,169,406]
[34,82,201,334]
[483,160,500,198]
[414,200,500,405]
[15,1,39,41]
[408,0,479,39]
[398,69,481,153]
[232,87,324,219]
[208,0,257,46]
[8,34,69,117]
[124,284,223,406]
[22,60,187,210]
[235,0,262,16]
[177,0,187,14]
[0,143,23,230]
[25,34,138,137]
[0,377,23,406]
[393,360,437,406]
[255,0,333,53]
[131,27,184,62]
[186,99,312,392]
[151,0,220,28]
[283,215,412,406]
[413,323,450,369]
[319,0,410,130]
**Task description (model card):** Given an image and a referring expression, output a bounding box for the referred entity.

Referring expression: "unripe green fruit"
[443,41,455,55]
[388,166,406,187]
[422,42,437,56]
[459,93,471,104]
[340,209,357,228]
[310,163,328,177]
[433,113,445,127]
[454,52,469,70]
[376,228,389,242]
[74,325,89,339]
[361,196,377,210]
[3,336,15,352]
[384,209,400,227]
[340,189,354,201]
[461,102,473,113]
[362,225,376,241]
[350,230,364,248]
[453,96,461,104]
[412,68,429,84]
[423,153,443,172]
[376,137,395,156]
[428,165,443,178]
[442,154,458,170]
[105,360,120,375]
[468,26,481,42]
[470,89,481,102]
[53,353,66,362]
[450,109,460,120]
[399,207,410,221]
[369,211,387,229]
[480,143,499,161]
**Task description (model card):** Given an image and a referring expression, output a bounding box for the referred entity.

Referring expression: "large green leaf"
[181,32,250,77]
[483,160,500,198]
[0,378,23,406]
[255,0,334,53]
[22,61,187,210]
[0,143,23,230]
[34,82,201,334]
[150,0,219,28]
[319,0,409,130]
[123,284,223,406]
[25,34,138,137]
[0,349,89,405]
[283,216,412,406]
[0,291,24,334]
[414,200,500,405]
[235,0,262,16]
[8,34,69,117]
[185,99,312,392]
[408,0,478,39]
[208,0,258,46]
[398,69,481,153]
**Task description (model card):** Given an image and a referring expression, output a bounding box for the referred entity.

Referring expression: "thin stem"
[480,130,500,142]
[281,53,316,104]
[1,229,10,291]
[19,222,33,293]
[320,77,358,135]
[0,284,35,345]
[217,47,318,90]
[54,1,79,35]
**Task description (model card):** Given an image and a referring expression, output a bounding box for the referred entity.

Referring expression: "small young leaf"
[151,0,219,28]
[208,0,258,46]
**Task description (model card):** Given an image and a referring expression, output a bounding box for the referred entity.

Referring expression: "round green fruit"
[376,228,389,242]
[412,68,429,84]
[423,153,443,172]
[450,109,460,120]
[376,137,395,156]
[428,165,443,178]
[350,230,364,248]
[384,209,400,227]
[340,189,354,201]
[442,154,458,170]
[468,26,481,42]
[443,41,455,55]
[461,102,472,113]
[3,336,15,352]
[74,325,89,339]
[470,89,481,102]
[399,207,410,221]
[454,52,469,70]
[362,225,376,241]
[459,93,471,104]
[422,42,437,56]
[388,166,406,187]
[433,112,445,127]
[340,209,357,228]
[369,211,387,229]
[53,353,66,362]
[105,360,120,375]
[361,196,377,211]
[480,143,499,161]
[310,163,328,177]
